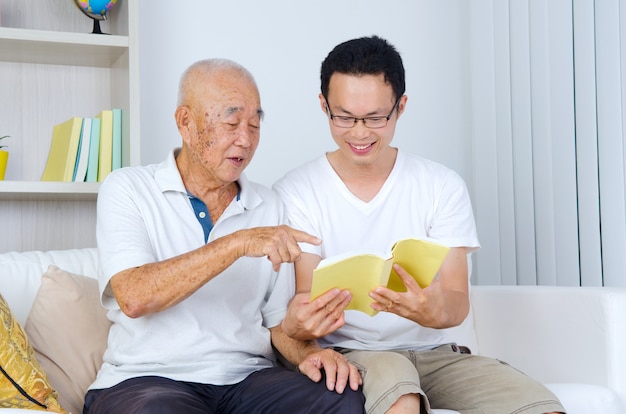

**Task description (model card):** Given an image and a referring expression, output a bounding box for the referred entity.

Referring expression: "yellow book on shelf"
[41,117,84,182]
[96,110,113,182]
[311,238,450,316]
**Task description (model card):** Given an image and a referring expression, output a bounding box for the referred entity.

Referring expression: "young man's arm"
[282,248,471,338]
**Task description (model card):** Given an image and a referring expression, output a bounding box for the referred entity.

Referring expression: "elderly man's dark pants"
[83,367,365,414]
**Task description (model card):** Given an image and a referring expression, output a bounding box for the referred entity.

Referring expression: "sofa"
[1,248,625,414]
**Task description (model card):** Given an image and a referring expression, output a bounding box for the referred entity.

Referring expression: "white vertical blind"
[595,0,626,286]
[469,0,504,286]
[573,0,603,286]
[509,0,539,285]
[470,0,626,287]
[491,0,518,286]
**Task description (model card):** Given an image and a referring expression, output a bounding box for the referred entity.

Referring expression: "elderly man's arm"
[269,324,362,394]
[110,225,319,318]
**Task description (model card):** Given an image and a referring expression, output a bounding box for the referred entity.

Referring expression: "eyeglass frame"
[324,96,401,129]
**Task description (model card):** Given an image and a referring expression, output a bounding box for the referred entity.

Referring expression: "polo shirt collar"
[154,148,263,211]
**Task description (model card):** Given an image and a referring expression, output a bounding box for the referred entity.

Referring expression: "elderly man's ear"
[175,106,195,143]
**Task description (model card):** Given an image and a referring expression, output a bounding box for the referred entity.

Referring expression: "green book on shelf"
[85,118,101,183]
[41,117,84,182]
[112,108,122,171]
[96,110,113,182]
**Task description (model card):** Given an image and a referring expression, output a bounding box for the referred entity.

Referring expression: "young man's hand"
[282,289,351,340]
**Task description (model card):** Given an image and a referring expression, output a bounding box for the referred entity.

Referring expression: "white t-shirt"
[91,150,294,390]
[273,151,480,351]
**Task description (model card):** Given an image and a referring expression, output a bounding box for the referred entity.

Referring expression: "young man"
[274,36,565,414]
[83,58,364,414]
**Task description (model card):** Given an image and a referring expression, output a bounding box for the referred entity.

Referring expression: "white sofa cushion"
[0,248,99,325]
[545,383,623,414]
[472,285,626,412]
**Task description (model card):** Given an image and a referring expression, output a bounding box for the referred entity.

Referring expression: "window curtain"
[470,0,626,286]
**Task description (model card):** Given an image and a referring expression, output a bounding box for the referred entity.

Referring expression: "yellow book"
[96,110,113,182]
[311,238,450,316]
[41,117,84,182]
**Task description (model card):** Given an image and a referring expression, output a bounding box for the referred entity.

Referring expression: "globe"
[72,0,118,34]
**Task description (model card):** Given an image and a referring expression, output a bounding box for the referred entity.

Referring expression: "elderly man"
[83,58,364,414]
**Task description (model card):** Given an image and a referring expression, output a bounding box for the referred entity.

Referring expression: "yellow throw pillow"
[0,293,67,413]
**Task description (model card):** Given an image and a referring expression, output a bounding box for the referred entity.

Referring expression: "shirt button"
[199,212,206,219]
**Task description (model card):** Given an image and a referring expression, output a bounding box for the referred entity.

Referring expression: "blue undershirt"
[187,189,241,243]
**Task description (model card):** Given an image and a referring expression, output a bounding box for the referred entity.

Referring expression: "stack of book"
[41,109,124,182]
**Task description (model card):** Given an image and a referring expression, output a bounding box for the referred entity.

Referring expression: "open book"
[310,238,450,316]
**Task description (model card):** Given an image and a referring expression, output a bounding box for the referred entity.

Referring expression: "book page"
[387,238,450,291]
[316,249,388,267]
[311,253,392,316]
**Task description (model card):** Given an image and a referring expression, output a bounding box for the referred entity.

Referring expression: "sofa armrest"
[471,285,626,409]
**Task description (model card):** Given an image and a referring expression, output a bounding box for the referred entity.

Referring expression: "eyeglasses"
[325,97,400,129]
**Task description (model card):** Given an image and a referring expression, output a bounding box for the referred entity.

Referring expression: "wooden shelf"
[0,0,137,251]
[0,27,128,67]
[0,181,99,201]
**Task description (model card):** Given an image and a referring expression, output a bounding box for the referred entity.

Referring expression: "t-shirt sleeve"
[428,169,480,252]
[273,174,323,257]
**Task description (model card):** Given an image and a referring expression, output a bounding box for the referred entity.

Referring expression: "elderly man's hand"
[241,225,320,271]
[298,348,362,394]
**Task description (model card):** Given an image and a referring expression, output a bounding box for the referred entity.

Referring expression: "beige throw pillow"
[0,292,67,413]
[25,265,111,414]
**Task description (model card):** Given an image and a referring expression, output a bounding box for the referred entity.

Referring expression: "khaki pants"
[338,344,565,414]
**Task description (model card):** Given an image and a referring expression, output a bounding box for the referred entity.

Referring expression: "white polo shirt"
[91,149,294,389]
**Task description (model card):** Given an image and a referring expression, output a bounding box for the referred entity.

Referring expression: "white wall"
[137,1,472,189]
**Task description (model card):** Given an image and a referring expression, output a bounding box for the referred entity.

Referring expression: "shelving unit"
[0,0,139,251]
[0,181,100,201]
[0,27,129,67]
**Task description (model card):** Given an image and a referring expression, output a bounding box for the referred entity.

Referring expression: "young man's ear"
[396,95,408,117]
[319,93,328,114]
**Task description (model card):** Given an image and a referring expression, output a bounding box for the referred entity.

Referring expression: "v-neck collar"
[321,151,404,213]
